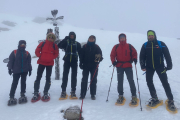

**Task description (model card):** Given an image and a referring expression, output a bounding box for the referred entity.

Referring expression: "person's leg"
[61,62,71,92]
[9,73,21,98]
[71,62,78,92]
[44,66,53,94]
[34,64,45,93]
[117,67,125,96]
[20,72,28,95]
[90,67,98,96]
[146,68,157,98]
[80,68,89,98]
[124,68,136,96]
[156,67,173,100]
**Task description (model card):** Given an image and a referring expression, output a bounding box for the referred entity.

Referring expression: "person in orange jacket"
[32,33,59,102]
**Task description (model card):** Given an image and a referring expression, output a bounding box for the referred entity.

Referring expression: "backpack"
[14,50,29,57]
[65,39,78,56]
[40,41,56,50]
[144,40,165,49]
[115,44,133,62]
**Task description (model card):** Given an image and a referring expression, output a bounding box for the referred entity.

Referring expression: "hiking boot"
[148,97,160,107]
[79,96,85,100]
[8,97,17,105]
[91,95,96,100]
[19,93,27,103]
[70,91,76,98]
[60,91,67,98]
[131,96,138,105]
[168,100,177,111]
[116,95,124,104]
[42,92,50,100]
[32,92,39,100]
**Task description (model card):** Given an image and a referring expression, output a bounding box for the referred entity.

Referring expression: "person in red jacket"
[32,33,59,101]
[110,33,138,105]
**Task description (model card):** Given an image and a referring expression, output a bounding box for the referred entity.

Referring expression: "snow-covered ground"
[0,14,179,120]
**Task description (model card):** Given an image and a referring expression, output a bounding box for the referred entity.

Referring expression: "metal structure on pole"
[46,10,64,80]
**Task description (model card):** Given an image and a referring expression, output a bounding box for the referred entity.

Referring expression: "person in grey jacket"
[7,40,32,105]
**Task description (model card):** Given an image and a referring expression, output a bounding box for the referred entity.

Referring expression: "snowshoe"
[129,96,139,107]
[91,95,96,100]
[165,100,178,114]
[69,91,78,100]
[146,98,163,109]
[59,91,68,100]
[31,92,41,103]
[8,97,17,106]
[115,95,126,106]
[41,93,50,102]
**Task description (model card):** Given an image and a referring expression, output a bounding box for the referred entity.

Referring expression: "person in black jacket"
[58,32,81,99]
[79,35,103,100]
[7,40,32,105]
[140,30,176,111]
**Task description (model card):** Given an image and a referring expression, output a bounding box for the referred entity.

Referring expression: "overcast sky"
[1,0,180,38]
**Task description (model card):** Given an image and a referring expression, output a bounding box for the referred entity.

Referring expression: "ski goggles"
[47,34,56,40]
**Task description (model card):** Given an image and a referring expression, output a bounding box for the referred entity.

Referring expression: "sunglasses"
[48,36,55,39]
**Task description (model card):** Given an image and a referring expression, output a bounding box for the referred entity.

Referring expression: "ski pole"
[135,64,142,111]
[106,66,115,102]
[79,63,99,120]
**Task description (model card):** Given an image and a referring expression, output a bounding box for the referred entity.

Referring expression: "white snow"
[0,14,180,120]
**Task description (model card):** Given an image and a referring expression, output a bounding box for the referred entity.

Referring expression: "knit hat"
[46,33,56,41]
[148,31,154,36]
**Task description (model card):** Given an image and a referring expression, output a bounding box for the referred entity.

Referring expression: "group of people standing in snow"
[7,29,177,111]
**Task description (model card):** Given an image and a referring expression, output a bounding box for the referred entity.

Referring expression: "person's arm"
[131,45,137,63]
[96,45,103,62]
[139,44,146,70]
[110,45,117,64]
[161,42,172,70]
[58,36,68,49]
[7,51,15,70]
[27,52,32,71]
[53,44,59,59]
[35,42,43,57]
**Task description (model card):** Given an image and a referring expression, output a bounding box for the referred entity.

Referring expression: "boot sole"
[59,94,68,100]
[146,100,163,109]
[115,97,126,106]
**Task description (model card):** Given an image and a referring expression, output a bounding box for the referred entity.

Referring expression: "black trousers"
[9,72,28,97]
[117,67,136,96]
[80,67,98,97]
[34,64,53,93]
[146,67,173,100]
[61,61,77,92]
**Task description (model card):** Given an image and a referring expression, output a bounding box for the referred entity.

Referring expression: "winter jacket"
[80,43,103,69]
[8,49,32,74]
[110,34,137,68]
[139,30,172,70]
[35,40,59,66]
[58,32,81,63]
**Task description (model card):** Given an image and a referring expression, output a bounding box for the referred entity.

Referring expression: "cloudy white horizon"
[0,0,180,38]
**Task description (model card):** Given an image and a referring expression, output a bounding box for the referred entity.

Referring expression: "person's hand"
[8,69,12,75]
[133,59,137,65]
[29,71,32,76]
[79,63,83,69]
[113,61,117,67]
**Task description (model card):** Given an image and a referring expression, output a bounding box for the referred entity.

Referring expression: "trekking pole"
[134,64,142,111]
[106,66,115,102]
[79,63,99,120]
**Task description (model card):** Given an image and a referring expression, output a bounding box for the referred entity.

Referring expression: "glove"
[113,61,117,66]
[79,63,83,69]
[29,71,32,76]
[133,59,137,65]
[8,69,12,75]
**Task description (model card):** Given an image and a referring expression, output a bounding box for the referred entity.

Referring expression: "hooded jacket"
[35,39,59,66]
[7,40,32,74]
[110,33,137,68]
[80,35,103,68]
[139,30,172,69]
[58,32,81,63]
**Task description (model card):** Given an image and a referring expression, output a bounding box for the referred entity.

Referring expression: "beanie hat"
[148,31,154,36]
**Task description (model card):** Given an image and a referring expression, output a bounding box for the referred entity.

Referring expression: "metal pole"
[55,27,60,80]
